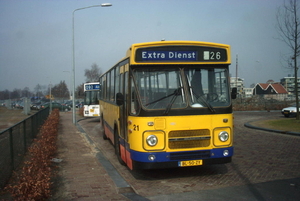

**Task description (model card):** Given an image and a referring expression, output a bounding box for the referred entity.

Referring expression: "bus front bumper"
[130,147,233,169]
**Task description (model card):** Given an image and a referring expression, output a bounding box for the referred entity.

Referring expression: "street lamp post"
[72,3,112,124]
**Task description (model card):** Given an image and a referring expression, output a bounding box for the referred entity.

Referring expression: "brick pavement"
[54,112,130,200]
[77,111,300,200]
[53,111,300,200]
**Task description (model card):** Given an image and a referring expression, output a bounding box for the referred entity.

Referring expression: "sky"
[0,0,297,93]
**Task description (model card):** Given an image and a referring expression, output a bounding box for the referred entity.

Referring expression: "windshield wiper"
[163,88,181,115]
[190,88,215,113]
[145,92,175,107]
[186,74,215,114]
[196,94,216,114]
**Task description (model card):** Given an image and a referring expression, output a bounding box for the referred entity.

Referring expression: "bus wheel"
[114,131,126,166]
[101,116,108,140]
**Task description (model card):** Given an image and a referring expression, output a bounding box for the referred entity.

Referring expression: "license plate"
[179,160,203,167]
[284,112,289,114]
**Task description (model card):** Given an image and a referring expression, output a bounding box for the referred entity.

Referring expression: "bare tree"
[51,81,70,99]
[0,90,10,100]
[34,84,43,98]
[12,89,21,99]
[276,0,300,120]
[76,83,84,99]
[21,87,31,98]
[84,63,102,82]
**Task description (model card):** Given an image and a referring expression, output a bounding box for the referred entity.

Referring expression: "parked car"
[31,101,42,110]
[76,101,84,108]
[64,100,73,107]
[15,101,24,109]
[41,102,71,111]
[281,103,300,117]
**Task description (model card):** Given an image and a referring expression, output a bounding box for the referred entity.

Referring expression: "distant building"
[230,76,294,100]
[280,76,300,96]
[230,77,244,98]
[253,83,288,101]
[244,88,253,98]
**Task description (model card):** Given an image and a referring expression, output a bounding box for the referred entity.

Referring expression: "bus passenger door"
[118,71,129,165]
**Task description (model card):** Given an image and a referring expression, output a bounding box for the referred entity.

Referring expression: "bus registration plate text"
[179,160,203,167]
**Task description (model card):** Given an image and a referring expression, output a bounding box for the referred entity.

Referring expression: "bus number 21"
[133,124,139,131]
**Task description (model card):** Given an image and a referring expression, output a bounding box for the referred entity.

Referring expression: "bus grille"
[168,129,211,149]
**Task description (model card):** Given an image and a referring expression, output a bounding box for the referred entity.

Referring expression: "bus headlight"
[146,135,158,146]
[219,131,229,142]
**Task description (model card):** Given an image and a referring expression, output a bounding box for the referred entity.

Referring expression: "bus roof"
[126,41,231,65]
[100,41,231,77]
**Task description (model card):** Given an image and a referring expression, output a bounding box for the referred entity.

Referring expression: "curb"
[244,122,300,136]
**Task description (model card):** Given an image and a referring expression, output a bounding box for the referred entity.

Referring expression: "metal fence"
[0,107,50,189]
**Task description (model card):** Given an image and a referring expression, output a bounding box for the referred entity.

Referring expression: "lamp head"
[101,3,112,7]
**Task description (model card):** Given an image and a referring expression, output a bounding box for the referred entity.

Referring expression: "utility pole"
[236,54,238,97]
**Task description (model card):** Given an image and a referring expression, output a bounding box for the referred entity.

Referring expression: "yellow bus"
[100,41,237,170]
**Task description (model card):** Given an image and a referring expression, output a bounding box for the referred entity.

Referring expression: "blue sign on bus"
[85,84,100,91]
[141,50,197,61]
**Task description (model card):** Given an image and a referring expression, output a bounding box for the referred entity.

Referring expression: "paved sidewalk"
[55,112,130,200]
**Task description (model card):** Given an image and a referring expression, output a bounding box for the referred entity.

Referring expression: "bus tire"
[114,130,126,166]
[101,116,108,140]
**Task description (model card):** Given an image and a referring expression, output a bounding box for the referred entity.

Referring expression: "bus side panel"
[104,122,114,144]
[126,149,133,170]
[101,99,130,170]
[100,100,119,144]
[119,137,126,162]
[120,143,126,161]
[119,138,133,170]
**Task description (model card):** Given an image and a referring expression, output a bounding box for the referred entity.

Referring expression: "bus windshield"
[185,68,230,108]
[132,68,185,111]
[84,91,99,105]
[131,66,230,112]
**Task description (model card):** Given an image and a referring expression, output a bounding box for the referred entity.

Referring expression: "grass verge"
[252,118,300,133]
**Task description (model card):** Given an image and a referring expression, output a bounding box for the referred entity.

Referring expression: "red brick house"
[253,83,288,100]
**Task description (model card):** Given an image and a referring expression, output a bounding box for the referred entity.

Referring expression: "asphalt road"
[78,111,300,200]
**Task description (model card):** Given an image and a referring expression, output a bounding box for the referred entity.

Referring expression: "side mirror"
[231,87,237,99]
[116,93,124,106]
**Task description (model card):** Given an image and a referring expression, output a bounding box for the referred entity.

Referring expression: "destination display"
[135,46,227,62]
[141,51,197,61]
[85,84,100,91]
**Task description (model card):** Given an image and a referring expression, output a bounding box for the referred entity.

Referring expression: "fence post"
[23,120,27,153]
[9,128,15,170]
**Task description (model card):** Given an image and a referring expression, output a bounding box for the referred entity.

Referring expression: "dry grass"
[252,118,300,132]
[0,107,37,132]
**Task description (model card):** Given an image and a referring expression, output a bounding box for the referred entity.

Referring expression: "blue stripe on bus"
[129,147,233,163]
